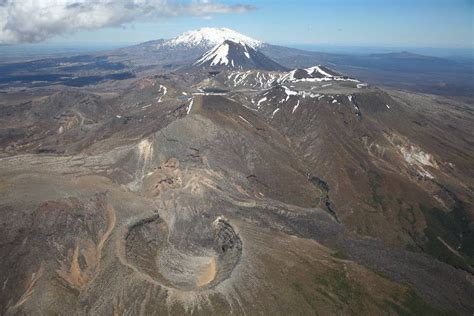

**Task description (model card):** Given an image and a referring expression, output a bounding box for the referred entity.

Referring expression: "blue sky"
[3,0,473,50]
[50,0,473,49]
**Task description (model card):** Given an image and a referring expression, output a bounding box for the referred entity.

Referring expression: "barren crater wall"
[124,213,242,291]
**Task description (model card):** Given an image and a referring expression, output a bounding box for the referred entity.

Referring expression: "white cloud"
[0,0,255,43]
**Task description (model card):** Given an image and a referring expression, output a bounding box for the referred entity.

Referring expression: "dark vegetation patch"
[419,204,473,272]
[313,268,364,311]
[389,179,473,272]
[415,183,473,272]
[385,289,451,316]
[330,249,349,260]
[396,202,422,252]
[367,170,385,210]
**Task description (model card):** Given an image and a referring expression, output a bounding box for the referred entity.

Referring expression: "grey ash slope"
[191,40,287,72]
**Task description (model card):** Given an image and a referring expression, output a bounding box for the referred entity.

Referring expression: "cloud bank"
[0,0,255,43]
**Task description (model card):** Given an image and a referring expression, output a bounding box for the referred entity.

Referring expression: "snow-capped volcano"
[193,40,286,71]
[162,27,262,49]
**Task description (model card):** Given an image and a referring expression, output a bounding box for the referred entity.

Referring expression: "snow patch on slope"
[195,42,231,66]
[156,85,167,103]
[187,98,194,115]
[292,100,300,113]
[257,97,267,107]
[282,86,298,101]
[306,66,332,77]
[271,108,280,118]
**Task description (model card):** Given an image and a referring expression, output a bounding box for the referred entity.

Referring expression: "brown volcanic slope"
[0,68,473,315]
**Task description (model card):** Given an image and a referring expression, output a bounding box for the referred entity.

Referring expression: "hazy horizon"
[1,38,472,60]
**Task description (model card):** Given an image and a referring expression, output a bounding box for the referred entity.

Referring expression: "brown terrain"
[0,56,473,315]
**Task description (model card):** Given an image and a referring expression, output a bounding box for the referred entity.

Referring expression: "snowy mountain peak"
[194,40,249,67]
[192,40,287,71]
[164,27,262,49]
